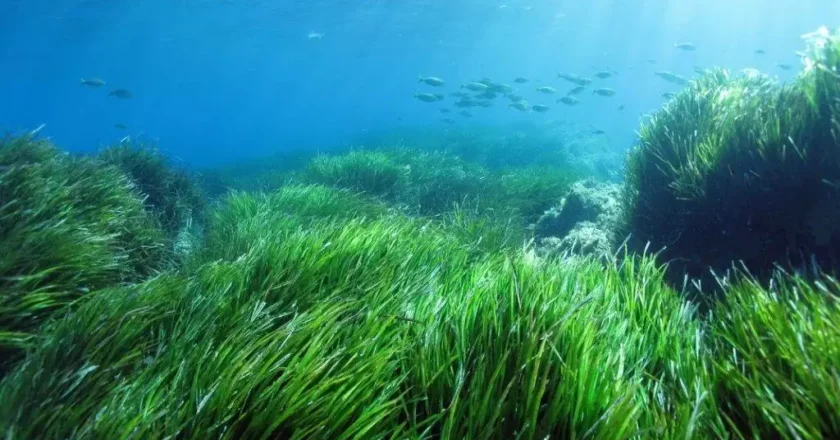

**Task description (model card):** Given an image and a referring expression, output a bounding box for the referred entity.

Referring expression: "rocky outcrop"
[534,179,622,260]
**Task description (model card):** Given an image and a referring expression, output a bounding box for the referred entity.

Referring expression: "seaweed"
[622,30,840,295]
[0,196,715,438]
[711,269,840,439]
[0,135,167,370]
[99,142,206,237]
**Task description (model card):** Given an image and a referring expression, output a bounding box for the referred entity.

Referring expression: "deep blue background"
[1,0,836,166]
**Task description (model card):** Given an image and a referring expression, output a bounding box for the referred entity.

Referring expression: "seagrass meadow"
[1,29,840,440]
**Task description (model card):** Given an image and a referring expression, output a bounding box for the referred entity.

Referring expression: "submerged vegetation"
[99,142,206,237]
[0,136,167,370]
[712,271,840,438]
[2,28,840,439]
[623,28,840,294]
[202,121,618,197]
[300,148,577,219]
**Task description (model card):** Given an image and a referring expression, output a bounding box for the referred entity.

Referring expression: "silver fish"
[81,78,106,87]
[109,88,133,99]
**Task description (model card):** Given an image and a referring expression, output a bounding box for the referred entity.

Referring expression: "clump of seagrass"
[622,28,840,294]
[0,189,715,438]
[99,141,206,238]
[3,170,840,438]
[299,148,578,221]
[0,135,167,371]
[710,267,840,439]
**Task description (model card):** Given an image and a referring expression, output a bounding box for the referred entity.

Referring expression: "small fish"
[414,92,444,102]
[462,82,489,91]
[509,100,530,111]
[754,49,766,55]
[558,73,592,86]
[567,86,586,95]
[307,31,323,40]
[646,59,657,65]
[536,86,557,94]
[109,88,133,99]
[531,104,551,112]
[557,96,579,106]
[449,92,468,98]
[80,78,106,87]
[418,76,445,86]
[693,66,706,75]
[655,71,688,85]
[513,77,529,83]
[454,99,476,108]
[675,43,697,51]
[477,78,495,86]
[439,108,451,114]
[458,110,473,117]
[777,63,792,70]
[593,88,616,97]
[114,123,127,129]
[594,71,612,79]
[592,129,606,135]
[489,83,514,94]
[661,92,676,99]
[441,118,456,124]
[475,100,493,108]
[507,94,524,102]
[617,105,625,111]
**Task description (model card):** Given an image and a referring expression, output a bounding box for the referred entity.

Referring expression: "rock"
[173,215,202,260]
[535,179,622,260]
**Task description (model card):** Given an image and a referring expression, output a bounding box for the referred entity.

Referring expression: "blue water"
[1,0,836,167]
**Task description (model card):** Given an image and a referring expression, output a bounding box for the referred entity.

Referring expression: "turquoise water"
[1,0,835,166]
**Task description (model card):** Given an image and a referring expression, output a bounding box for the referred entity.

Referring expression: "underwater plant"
[0,135,167,370]
[297,147,578,220]
[438,204,527,253]
[298,148,487,215]
[197,184,392,263]
[301,150,408,198]
[495,166,580,224]
[400,251,717,439]
[4,145,840,437]
[99,141,206,237]
[710,268,840,439]
[0,189,718,438]
[622,30,840,293]
[389,148,492,215]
